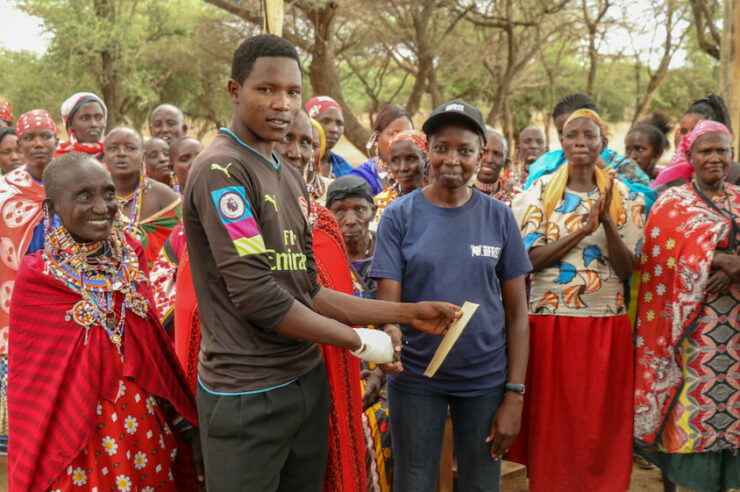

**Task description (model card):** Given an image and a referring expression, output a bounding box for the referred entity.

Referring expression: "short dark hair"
[43,152,101,203]
[372,105,412,133]
[552,93,599,120]
[169,136,201,154]
[629,110,672,152]
[0,127,15,145]
[231,34,301,85]
[104,126,143,148]
[685,94,732,133]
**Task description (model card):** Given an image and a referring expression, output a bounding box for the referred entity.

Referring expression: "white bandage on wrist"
[350,328,394,364]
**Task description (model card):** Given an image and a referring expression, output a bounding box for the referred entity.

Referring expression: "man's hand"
[361,367,386,410]
[379,324,404,374]
[408,301,462,335]
[485,393,523,460]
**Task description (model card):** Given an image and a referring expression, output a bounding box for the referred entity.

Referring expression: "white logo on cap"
[445,103,465,112]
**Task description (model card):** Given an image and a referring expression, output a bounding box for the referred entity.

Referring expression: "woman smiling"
[634,120,740,492]
[8,153,200,492]
[371,99,531,491]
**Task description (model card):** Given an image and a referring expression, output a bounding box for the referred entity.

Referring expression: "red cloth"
[633,183,740,451]
[49,356,188,491]
[0,99,11,123]
[0,166,46,354]
[54,140,105,161]
[7,239,197,492]
[508,315,633,492]
[15,109,57,138]
[307,96,343,119]
[174,246,200,393]
[313,205,367,492]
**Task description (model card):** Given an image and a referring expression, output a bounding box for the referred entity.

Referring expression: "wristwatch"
[505,382,526,395]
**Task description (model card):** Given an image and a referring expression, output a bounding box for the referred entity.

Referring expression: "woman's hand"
[188,431,206,491]
[378,324,404,374]
[581,195,602,234]
[706,269,732,295]
[361,367,386,410]
[598,177,614,224]
[485,393,524,460]
[713,252,740,283]
[408,301,462,335]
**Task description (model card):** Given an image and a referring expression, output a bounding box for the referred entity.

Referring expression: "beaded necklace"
[117,168,146,240]
[44,223,150,353]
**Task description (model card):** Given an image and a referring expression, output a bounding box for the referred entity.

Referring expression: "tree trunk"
[95,0,121,126]
[720,0,740,149]
[306,2,370,153]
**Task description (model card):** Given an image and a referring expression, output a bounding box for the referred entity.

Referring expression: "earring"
[366,132,378,157]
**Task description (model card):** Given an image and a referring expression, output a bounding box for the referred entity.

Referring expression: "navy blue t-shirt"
[370,189,531,397]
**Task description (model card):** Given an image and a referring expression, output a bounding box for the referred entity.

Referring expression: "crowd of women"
[0,32,737,492]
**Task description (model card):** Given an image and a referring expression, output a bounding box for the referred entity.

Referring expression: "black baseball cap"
[422,99,487,145]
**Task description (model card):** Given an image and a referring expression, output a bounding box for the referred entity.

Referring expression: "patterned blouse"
[512,174,645,317]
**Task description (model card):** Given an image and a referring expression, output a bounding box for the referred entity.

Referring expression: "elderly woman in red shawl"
[55,92,107,161]
[634,120,740,492]
[8,153,201,492]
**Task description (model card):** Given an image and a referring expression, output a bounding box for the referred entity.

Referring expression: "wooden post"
[261,0,284,36]
[720,0,740,153]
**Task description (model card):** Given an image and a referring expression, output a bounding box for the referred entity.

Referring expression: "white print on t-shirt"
[470,244,501,259]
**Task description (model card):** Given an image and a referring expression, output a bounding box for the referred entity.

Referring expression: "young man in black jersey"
[183,34,460,491]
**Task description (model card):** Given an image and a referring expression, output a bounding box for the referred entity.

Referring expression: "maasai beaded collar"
[43,221,149,352]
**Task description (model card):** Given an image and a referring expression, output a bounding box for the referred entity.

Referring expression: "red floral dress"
[48,354,179,492]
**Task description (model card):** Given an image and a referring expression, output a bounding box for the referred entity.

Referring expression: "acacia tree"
[16,0,193,126]
[688,0,721,59]
[630,0,689,123]
[205,0,374,150]
[460,0,572,147]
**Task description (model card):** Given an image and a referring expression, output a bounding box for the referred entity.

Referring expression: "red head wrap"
[306,96,343,119]
[389,129,427,154]
[16,109,57,138]
[0,99,12,123]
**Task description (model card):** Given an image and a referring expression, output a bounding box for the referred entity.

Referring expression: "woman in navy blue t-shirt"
[371,100,531,492]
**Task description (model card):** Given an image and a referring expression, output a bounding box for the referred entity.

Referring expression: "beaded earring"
[366,132,378,158]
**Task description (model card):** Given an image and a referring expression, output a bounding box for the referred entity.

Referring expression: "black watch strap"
[505,382,525,395]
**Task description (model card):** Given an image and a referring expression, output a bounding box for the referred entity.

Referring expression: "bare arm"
[529,227,590,272]
[311,285,460,335]
[487,274,529,459]
[275,298,362,350]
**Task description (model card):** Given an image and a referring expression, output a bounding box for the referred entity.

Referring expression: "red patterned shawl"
[313,204,367,492]
[633,182,740,449]
[0,166,45,354]
[8,239,197,492]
